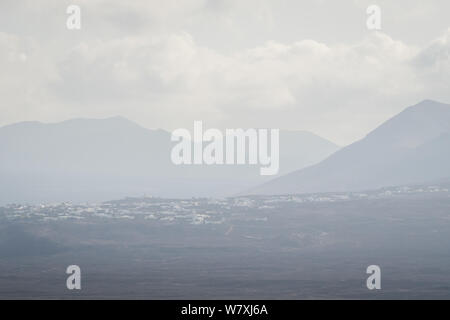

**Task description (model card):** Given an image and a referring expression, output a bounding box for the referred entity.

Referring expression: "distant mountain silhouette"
[0,117,338,204]
[248,100,450,195]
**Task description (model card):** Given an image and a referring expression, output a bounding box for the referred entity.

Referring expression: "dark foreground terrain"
[1,185,450,299]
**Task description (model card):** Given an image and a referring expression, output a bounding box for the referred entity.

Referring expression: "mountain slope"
[0,117,338,204]
[248,100,450,195]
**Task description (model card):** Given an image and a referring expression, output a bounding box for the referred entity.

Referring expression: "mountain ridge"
[0,116,338,204]
[247,99,450,196]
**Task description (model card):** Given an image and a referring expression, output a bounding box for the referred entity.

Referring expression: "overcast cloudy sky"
[1,0,449,145]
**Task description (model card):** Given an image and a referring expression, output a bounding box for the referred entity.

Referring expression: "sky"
[0,0,449,145]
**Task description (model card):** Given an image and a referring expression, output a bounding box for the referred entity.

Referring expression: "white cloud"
[0,2,449,145]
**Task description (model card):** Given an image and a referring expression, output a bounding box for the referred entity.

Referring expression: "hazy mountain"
[248,100,450,195]
[0,117,338,204]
